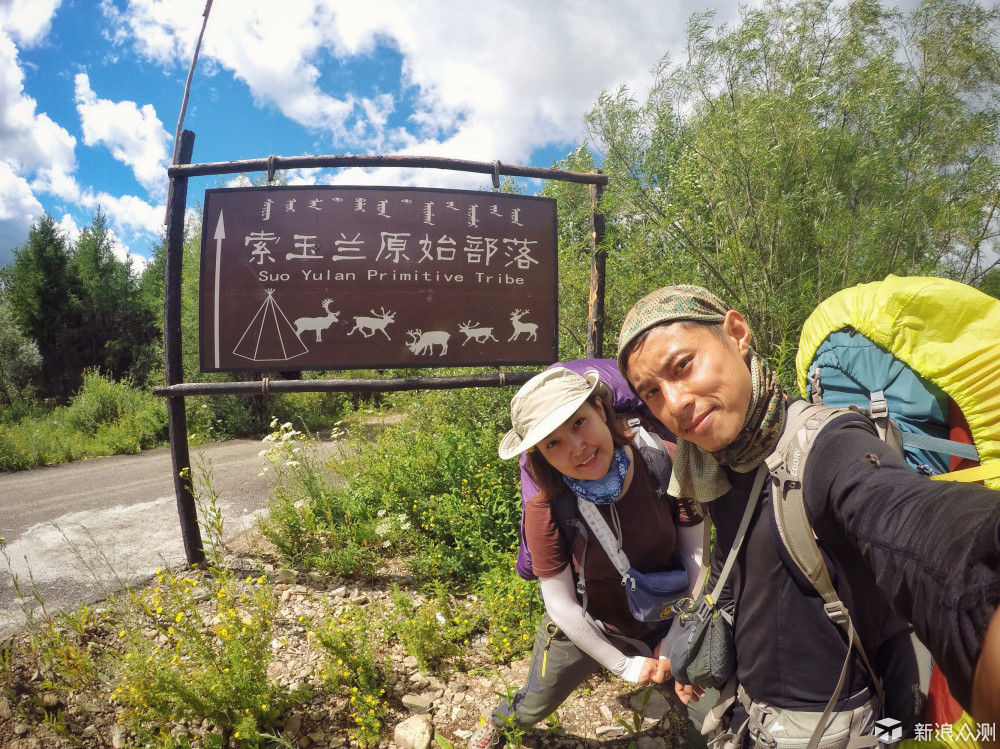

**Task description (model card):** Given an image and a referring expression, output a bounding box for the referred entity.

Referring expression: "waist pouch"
[623,565,689,623]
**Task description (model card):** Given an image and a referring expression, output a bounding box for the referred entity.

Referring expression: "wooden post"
[163,129,204,568]
[586,178,607,358]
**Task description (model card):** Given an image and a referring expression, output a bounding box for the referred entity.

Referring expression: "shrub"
[311,604,389,747]
[112,567,305,749]
[388,582,478,675]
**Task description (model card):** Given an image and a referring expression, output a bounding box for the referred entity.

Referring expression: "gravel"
[0,535,692,749]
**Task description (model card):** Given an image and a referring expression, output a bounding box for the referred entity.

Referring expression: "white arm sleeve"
[538,566,646,683]
[656,521,706,659]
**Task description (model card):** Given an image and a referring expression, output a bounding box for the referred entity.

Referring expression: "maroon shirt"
[524,450,691,638]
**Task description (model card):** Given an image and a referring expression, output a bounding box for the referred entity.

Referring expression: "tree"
[6,211,163,400]
[6,215,77,399]
[0,294,41,405]
[70,209,160,387]
[586,0,1000,372]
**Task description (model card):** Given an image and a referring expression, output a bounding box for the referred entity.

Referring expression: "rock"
[111,725,128,749]
[41,692,61,708]
[599,705,615,722]
[595,725,626,737]
[402,655,420,670]
[636,737,668,749]
[629,688,671,720]
[282,713,302,739]
[0,694,11,719]
[13,723,29,736]
[329,586,348,598]
[82,725,98,739]
[394,714,433,749]
[273,569,296,583]
[401,693,433,714]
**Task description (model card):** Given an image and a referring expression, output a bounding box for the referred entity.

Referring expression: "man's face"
[625,312,754,453]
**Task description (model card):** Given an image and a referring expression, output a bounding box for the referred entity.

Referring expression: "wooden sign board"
[199,186,558,372]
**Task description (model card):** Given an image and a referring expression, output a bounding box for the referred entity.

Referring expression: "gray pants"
[493,612,713,742]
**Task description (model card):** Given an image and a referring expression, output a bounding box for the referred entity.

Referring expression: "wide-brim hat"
[498,367,611,460]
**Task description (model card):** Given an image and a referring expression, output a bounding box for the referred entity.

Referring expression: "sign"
[199,186,558,372]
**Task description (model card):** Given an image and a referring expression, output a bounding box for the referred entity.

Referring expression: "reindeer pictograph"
[405,329,450,356]
[458,320,498,345]
[348,307,396,340]
[508,309,538,342]
[293,298,340,343]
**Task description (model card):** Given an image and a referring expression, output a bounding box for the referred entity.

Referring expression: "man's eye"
[573,417,585,428]
[643,387,659,402]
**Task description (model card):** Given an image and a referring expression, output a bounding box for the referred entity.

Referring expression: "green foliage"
[540,147,601,357]
[340,387,521,583]
[473,567,541,663]
[388,582,477,675]
[113,567,304,749]
[311,605,389,747]
[7,212,161,400]
[257,386,521,583]
[0,371,167,471]
[6,215,76,399]
[586,0,1000,381]
[0,294,41,406]
[256,418,381,575]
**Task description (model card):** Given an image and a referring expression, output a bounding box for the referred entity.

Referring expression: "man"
[616,285,1000,747]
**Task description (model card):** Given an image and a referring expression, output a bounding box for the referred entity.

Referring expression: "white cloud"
[0,159,42,265]
[55,211,80,245]
[0,22,77,261]
[0,0,61,47]
[74,72,171,198]
[115,0,720,165]
[77,190,165,241]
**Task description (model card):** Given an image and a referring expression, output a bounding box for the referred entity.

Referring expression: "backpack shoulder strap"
[766,401,885,747]
[765,401,845,601]
[626,419,673,498]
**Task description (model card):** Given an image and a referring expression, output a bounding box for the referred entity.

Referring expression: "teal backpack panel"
[804,329,951,476]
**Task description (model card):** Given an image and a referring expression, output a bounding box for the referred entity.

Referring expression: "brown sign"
[199,185,558,372]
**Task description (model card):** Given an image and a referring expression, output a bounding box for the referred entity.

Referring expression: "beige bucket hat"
[498,367,611,460]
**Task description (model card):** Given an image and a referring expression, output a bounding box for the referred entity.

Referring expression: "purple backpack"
[514,358,675,580]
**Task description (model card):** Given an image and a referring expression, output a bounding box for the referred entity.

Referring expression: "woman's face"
[536,397,615,481]
[625,311,753,453]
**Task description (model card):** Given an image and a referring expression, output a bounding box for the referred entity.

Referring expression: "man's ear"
[722,310,753,356]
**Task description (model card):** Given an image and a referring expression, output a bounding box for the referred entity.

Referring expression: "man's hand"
[675,682,706,704]
[636,657,672,685]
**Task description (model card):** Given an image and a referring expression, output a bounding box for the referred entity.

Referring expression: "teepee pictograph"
[233,288,309,361]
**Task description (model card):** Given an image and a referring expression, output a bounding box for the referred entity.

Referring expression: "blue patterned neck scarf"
[563,447,631,505]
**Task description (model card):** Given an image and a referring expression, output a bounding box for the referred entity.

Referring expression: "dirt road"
[0,438,342,639]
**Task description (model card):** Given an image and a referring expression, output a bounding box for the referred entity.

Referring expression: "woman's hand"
[636,657,672,685]
[674,681,706,704]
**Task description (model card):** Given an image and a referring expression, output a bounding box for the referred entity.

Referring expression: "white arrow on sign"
[214,211,225,368]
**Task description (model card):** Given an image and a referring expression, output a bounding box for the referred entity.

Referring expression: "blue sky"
[1,0,771,272]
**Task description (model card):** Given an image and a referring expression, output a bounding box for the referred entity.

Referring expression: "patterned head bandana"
[616,284,730,373]
[617,285,786,504]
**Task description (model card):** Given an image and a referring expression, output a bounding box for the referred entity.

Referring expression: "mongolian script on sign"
[199,185,558,372]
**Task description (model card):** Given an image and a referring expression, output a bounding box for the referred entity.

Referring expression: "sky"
[0,0,769,273]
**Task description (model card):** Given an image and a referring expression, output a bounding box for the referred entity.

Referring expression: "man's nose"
[661,382,691,424]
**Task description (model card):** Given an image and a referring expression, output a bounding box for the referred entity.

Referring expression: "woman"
[467,365,704,749]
